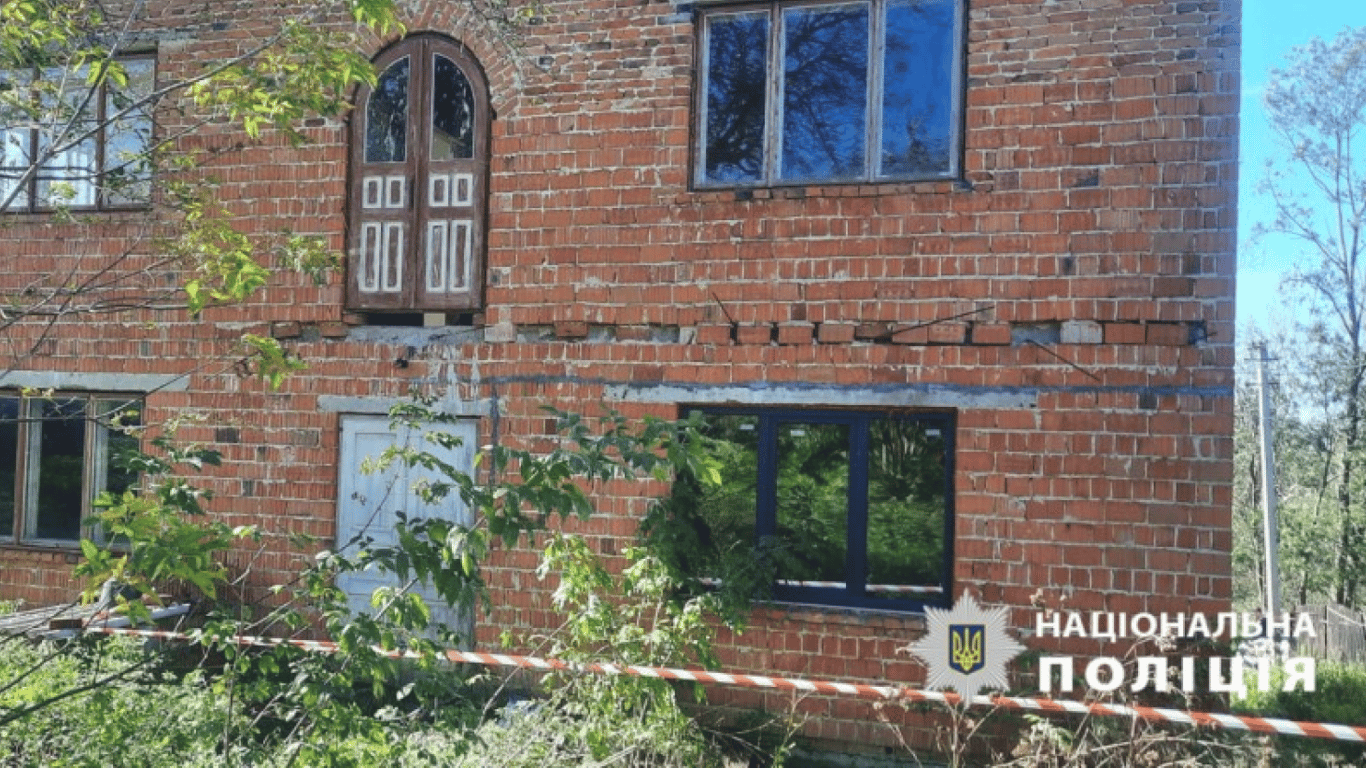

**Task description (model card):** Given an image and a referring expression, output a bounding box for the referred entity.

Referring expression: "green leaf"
[184,279,203,314]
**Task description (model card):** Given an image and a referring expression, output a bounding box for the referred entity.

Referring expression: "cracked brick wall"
[0,0,1239,755]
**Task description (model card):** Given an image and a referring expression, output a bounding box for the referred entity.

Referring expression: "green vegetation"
[1,515,783,767]
[1238,660,1366,726]
[0,404,790,767]
[1241,26,1366,610]
[0,636,235,768]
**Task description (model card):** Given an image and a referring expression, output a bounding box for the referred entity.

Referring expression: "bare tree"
[1260,26,1366,606]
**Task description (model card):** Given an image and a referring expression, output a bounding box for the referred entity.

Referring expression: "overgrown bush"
[2,405,794,767]
[1236,659,1366,727]
[0,542,788,768]
[487,534,790,767]
[0,635,237,768]
[1233,659,1366,766]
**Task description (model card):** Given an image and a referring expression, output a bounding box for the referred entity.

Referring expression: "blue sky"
[1238,0,1366,335]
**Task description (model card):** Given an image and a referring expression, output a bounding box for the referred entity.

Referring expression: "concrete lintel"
[316,395,492,417]
[345,326,484,346]
[0,371,189,393]
[604,382,1039,410]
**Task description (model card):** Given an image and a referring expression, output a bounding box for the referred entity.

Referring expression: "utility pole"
[1256,342,1282,623]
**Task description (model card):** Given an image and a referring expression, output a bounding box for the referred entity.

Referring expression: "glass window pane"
[866,419,947,598]
[97,400,140,497]
[32,398,86,540]
[0,70,33,209]
[702,12,769,185]
[775,421,848,586]
[679,414,760,578]
[0,398,17,538]
[91,400,139,545]
[104,58,155,205]
[880,0,956,177]
[37,135,96,206]
[780,3,869,182]
[431,55,475,161]
[0,127,30,209]
[36,67,97,207]
[366,57,410,163]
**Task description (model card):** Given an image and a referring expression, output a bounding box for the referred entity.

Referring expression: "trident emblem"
[949,624,985,674]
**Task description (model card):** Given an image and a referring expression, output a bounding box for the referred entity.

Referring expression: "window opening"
[675,407,953,611]
[348,37,489,313]
[1,55,155,211]
[0,393,141,545]
[695,0,961,187]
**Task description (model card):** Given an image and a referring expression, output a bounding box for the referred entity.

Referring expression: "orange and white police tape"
[81,624,1366,743]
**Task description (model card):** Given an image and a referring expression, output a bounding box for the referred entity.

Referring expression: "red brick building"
[0,0,1238,754]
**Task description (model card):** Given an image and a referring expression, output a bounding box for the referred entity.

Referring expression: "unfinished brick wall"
[0,0,1238,755]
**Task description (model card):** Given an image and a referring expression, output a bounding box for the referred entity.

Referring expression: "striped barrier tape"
[82,625,1366,742]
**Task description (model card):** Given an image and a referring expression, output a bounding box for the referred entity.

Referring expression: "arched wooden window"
[347,36,489,313]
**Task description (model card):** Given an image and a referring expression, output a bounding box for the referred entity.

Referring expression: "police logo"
[949,623,985,674]
[906,594,1026,699]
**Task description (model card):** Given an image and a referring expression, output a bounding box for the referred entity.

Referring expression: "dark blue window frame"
[686,406,954,612]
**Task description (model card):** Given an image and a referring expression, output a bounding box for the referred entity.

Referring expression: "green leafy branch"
[75,435,258,623]
[187,16,391,143]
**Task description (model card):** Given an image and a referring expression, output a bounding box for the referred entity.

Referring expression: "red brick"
[927,321,967,345]
[736,324,774,345]
[1153,277,1195,297]
[695,324,733,346]
[554,321,589,339]
[270,321,301,339]
[777,322,814,345]
[817,322,857,344]
[972,322,1012,345]
[1146,322,1188,346]
[855,322,895,341]
[1104,323,1147,344]
[633,365,664,382]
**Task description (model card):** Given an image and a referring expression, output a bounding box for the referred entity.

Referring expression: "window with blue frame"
[694,0,964,188]
[674,407,953,611]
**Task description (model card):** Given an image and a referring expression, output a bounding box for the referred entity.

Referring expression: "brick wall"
[0,0,1238,755]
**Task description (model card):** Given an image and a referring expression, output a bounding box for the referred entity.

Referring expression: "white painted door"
[336,414,476,643]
